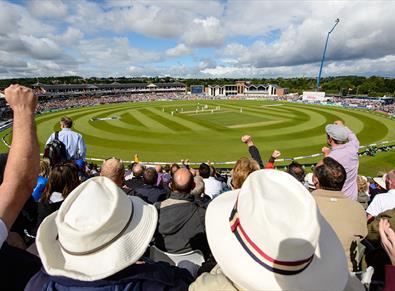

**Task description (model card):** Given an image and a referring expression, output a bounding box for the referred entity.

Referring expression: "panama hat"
[325,124,348,142]
[373,174,387,190]
[206,169,348,290]
[36,176,157,281]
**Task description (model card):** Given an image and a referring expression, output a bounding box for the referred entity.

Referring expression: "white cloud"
[183,17,225,47]
[165,44,192,57]
[27,0,68,19]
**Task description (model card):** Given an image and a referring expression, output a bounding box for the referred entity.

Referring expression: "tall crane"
[316,18,340,91]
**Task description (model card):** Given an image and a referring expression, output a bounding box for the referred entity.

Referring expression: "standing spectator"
[230,157,259,189]
[0,84,42,289]
[367,170,395,220]
[45,116,86,160]
[199,163,223,199]
[322,120,360,200]
[312,157,367,271]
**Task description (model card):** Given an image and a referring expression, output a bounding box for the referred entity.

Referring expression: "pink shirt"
[329,128,360,200]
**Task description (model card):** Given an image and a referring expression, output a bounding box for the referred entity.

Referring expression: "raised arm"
[0,85,39,234]
[241,135,264,169]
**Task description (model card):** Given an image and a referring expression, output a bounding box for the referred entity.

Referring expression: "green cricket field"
[0,99,394,176]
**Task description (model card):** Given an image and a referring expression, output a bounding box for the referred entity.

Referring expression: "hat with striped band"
[205,169,349,290]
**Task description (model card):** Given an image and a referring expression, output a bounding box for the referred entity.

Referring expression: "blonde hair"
[231,157,260,189]
[39,159,50,177]
[357,175,369,193]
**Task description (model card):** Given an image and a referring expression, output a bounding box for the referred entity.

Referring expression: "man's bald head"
[155,164,162,173]
[100,158,124,187]
[386,170,395,190]
[132,163,144,177]
[172,168,195,194]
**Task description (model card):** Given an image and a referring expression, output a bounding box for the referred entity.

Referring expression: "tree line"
[0,75,394,97]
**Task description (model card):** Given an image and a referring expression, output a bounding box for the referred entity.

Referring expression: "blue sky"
[0,0,395,78]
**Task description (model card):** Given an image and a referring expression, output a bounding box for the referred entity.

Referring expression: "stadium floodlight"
[316,18,340,91]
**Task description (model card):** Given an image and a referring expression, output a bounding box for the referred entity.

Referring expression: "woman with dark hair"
[36,163,80,229]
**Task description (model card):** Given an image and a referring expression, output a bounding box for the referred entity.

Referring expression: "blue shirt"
[32,176,48,202]
[46,128,86,160]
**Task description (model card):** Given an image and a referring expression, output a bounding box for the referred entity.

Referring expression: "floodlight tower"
[316,18,340,91]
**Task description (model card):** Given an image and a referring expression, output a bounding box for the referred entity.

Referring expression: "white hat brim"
[206,190,349,290]
[36,196,157,281]
[373,176,387,190]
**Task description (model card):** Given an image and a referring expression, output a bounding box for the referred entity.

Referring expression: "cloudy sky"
[1,0,394,79]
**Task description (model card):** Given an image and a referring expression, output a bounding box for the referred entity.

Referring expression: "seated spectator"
[365,208,395,286]
[75,159,90,182]
[230,157,259,189]
[312,157,367,271]
[26,177,193,290]
[170,163,180,177]
[100,157,124,187]
[378,218,395,291]
[367,170,395,220]
[357,175,370,209]
[36,163,80,229]
[191,176,211,208]
[199,163,223,199]
[191,169,355,290]
[287,161,306,184]
[124,163,145,191]
[154,168,210,258]
[304,172,316,192]
[32,160,50,202]
[134,168,169,204]
[124,163,135,180]
[162,164,172,185]
[155,164,164,186]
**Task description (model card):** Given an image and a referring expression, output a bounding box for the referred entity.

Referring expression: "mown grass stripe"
[140,108,192,131]
[147,107,218,132]
[131,109,174,132]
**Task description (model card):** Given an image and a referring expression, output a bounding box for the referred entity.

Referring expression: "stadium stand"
[1,84,395,290]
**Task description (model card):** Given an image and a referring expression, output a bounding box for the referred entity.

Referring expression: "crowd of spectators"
[1,85,395,291]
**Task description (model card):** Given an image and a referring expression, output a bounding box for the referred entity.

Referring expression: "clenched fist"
[4,84,37,113]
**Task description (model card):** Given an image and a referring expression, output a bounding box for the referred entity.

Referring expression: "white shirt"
[204,177,224,199]
[366,189,395,217]
[46,128,86,160]
[0,218,8,249]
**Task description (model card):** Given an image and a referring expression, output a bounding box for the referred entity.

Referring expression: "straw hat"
[36,176,157,281]
[373,174,387,190]
[205,169,348,290]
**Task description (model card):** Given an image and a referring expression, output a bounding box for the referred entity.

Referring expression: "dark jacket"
[35,201,63,235]
[124,177,144,191]
[25,260,193,291]
[384,265,395,291]
[0,243,42,291]
[134,185,169,204]
[154,192,210,258]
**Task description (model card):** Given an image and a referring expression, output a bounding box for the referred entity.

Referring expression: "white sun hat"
[36,176,158,281]
[373,174,387,190]
[205,169,348,290]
